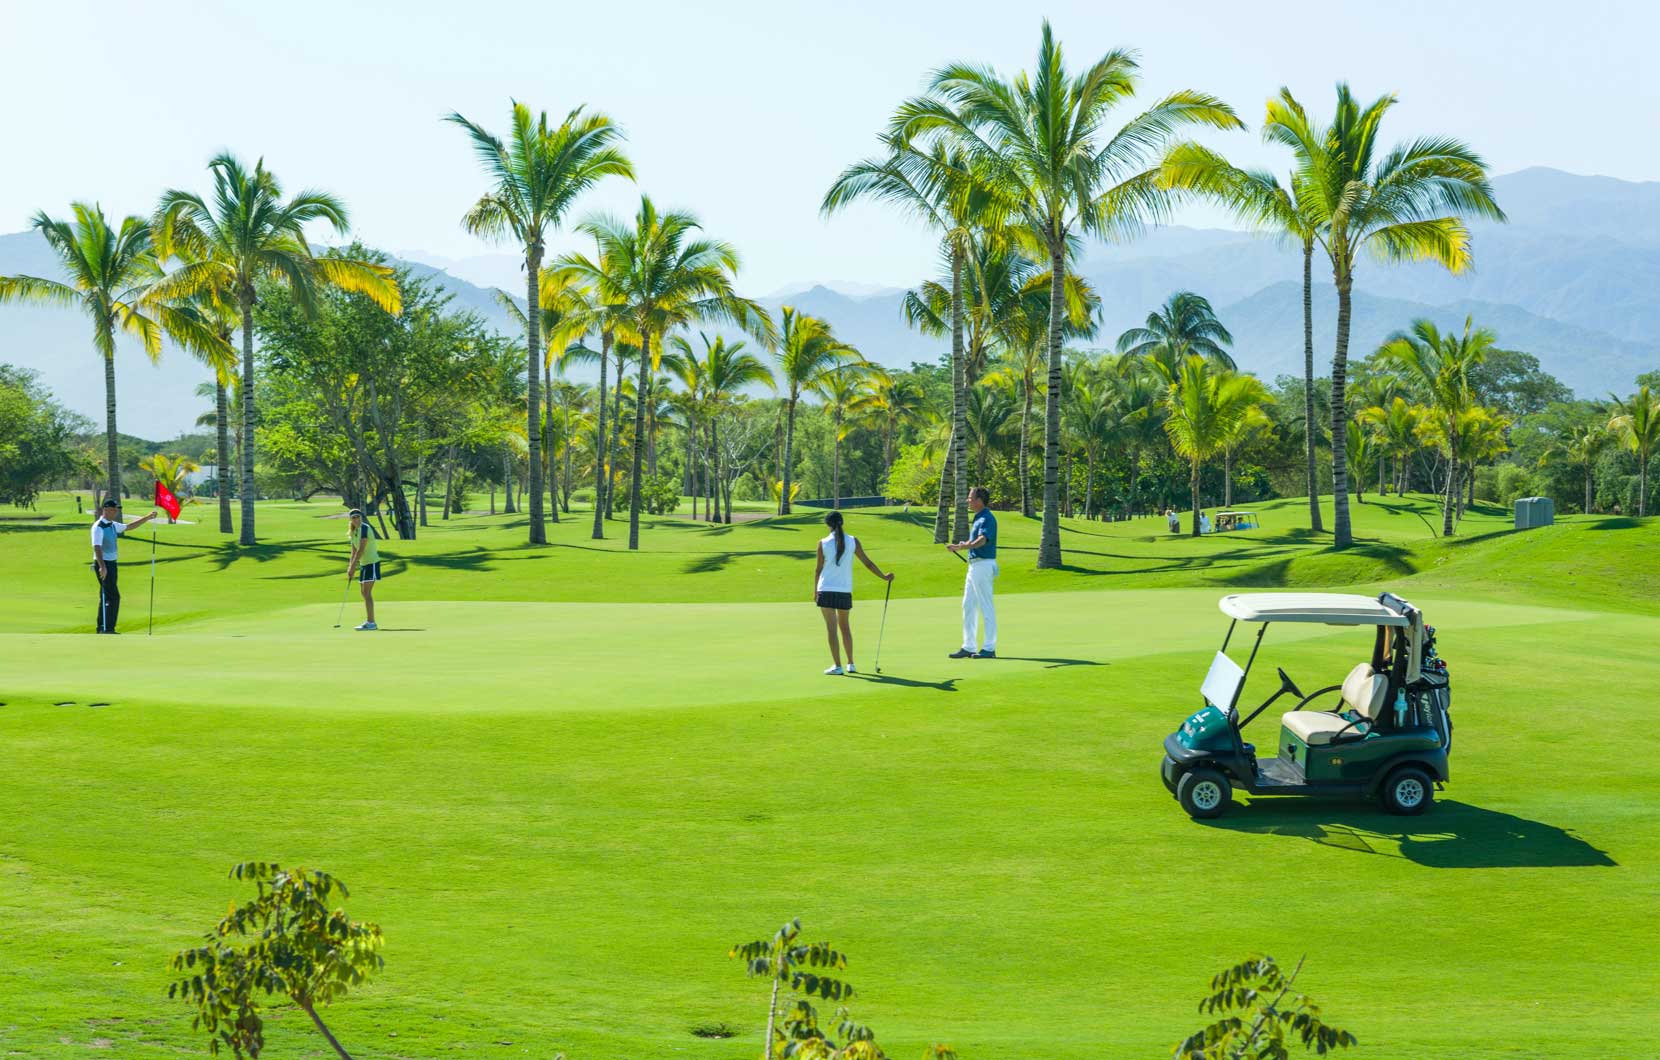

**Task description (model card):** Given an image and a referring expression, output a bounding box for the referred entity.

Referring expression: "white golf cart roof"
[1219,592,1411,626]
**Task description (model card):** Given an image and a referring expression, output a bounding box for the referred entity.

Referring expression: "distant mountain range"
[3,167,1657,438]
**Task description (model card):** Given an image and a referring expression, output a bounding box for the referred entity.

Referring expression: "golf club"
[874,576,893,674]
[333,574,353,628]
[147,528,156,636]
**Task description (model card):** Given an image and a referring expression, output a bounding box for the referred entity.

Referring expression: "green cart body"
[1160,592,1453,819]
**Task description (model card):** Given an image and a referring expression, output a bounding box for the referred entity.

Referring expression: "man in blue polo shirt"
[946,485,998,659]
[89,497,158,634]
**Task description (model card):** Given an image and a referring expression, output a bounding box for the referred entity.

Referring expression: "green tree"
[0,203,226,499]
[730,919,854,1060]
[1116,291,1236,379]
[138,453,199,519]
[1162,357,1272,535]
[766,307,856,514]
[668,332,774,522]
[446,101,633,543]
[1174,954,1356,1060]
[1607,385,1660,516]
[156,154,400,545]
[1358,396,1426,496]
[1265,85,1504,547]
[0,366,85,506]
[1540,423,1609,514]
[896,21,1241,566]
[168,862,384,1060]
[810,359,881,507]
[1375,317,1497,534]
[556,195,773,547]
[1157,145,1327,531]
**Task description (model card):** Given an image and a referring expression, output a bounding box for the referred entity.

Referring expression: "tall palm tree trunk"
[1128,446,1141,519]
[546,363,559,524]
[1190,458,1202,537]
[591,329,611,538]
[101,342,121,500]
[502,447,517,514]
[523,251,546,543]
[627,331,652,549]
[442,446,456,520]
[832,409,842,509]
[1084,452,1096,519]
[1585,464,1594,515]
[607,346,627,519]
[214,378,232,533]
[949,246,969,541]
[1442,449,1458,536]
[932,436,954,542]
[1302,240,1322,532]
[1037,239,1066,568]
[780,396,799,515]
[1019,381,1034,517]
[1330,273,1355,548]
[238,297,258,546]
[1224,449,1234,507]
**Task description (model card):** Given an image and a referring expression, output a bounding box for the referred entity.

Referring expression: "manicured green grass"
[1,494,1656,1059]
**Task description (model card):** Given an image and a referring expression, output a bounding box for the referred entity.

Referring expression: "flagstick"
[148,528,156,637]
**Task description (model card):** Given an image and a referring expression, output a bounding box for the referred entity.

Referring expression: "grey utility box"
[1515,496,1555,530]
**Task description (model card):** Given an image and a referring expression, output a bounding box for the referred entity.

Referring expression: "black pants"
[94,561,120,632]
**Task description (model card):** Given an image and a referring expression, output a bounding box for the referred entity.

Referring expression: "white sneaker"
[355,621,377,631]
[823,665,843,676]
[845,663,857,673]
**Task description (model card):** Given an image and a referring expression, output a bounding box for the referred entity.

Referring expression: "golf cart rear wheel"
[1382,766,1435,816]
[1177,767,1231,820]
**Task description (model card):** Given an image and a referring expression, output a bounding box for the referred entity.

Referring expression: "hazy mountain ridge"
[3,167,1658,435]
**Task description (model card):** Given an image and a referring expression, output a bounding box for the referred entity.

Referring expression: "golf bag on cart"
[1403,624,1452,748]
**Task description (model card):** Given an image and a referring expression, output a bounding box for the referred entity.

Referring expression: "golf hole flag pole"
[150,481,181,636]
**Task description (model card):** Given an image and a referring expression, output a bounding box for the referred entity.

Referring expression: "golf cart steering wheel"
[1276,667,1304,700]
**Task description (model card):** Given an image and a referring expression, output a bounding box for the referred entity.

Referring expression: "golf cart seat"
[1281,664,1388,745]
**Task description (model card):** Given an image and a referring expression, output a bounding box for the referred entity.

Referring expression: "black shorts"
[359,562,382,584]
[815,591,852,611]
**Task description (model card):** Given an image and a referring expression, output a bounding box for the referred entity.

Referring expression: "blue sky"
[3,0,1653,292]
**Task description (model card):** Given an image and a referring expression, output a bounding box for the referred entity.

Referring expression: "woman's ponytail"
[825,510,846,562]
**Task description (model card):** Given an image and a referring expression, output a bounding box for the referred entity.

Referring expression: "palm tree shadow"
[992,657,1106,669]
[682,550,811,574]
[1200,798,1615,869]
[851,674,959,692]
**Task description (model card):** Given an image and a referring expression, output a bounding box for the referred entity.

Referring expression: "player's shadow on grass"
[850,674,959,692]
[1203,798,1615,869]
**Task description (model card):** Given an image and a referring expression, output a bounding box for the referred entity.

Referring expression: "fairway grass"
[2,495,1657,1059]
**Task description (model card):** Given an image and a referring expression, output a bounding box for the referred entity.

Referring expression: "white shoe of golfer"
[823,665,843,676]
[844,663,857,673]
[355,621,377,631]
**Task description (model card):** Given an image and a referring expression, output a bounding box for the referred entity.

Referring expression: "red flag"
[154,480,181,521]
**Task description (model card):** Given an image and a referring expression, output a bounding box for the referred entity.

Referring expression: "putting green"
[1,495,1656,1059]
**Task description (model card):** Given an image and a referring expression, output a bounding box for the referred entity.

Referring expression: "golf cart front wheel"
[1382,766,1435,816]
[1177,767,1231,820]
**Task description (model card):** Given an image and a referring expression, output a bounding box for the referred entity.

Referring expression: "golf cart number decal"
[1329,757,1343,766]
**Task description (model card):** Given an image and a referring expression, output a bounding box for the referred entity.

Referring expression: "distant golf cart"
[1161,592,1452,819]
[1214,511,1260,532]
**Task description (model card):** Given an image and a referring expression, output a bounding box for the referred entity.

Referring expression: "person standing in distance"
[812,510,894,675]
[90,497,157,634]
[345,508,383,631]
[947,486,998,659]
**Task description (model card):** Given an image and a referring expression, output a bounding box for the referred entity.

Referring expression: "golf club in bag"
[874,576,893,674]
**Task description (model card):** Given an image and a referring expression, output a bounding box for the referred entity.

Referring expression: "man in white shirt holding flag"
[90,497,158,634]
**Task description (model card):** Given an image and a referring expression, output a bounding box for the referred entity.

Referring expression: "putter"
[332,575,353,629]
[874,577,893,674]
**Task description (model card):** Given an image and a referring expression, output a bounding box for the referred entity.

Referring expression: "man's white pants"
[962,558,998,651]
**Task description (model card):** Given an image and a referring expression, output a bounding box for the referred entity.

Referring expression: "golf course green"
[2,494,1655,1059]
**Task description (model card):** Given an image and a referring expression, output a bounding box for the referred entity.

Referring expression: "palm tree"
[1375,317,1496,535]
[554,196,773,548]
[446,102,633,544]
[1161,356,1272,536]
[1265,85,1504,547]
[668,332,773,522]
[809,360,881,508]
[1608,386,1660,517]
[1540,423,1608,515]
[495,273,595,524]
[1219,404,1274,507]
[1359,396,1427,496]
[1159,143,1328,531]
[155,154,399,545]
[138,454,200,521]
[824,138,991,543]
[866,372,929,483]
[768,306,856,515]
[1,203,227,500]
[1061,370,1121,519]
[896,22,1241,566]
[1116,291,1236,379]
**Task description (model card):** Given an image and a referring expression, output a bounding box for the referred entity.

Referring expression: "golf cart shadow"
[1203,798,1615,869]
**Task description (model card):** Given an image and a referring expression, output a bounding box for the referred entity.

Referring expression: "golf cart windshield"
[1201,651,1246,712]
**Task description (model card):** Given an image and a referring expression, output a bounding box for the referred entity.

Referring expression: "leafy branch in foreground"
[168,862,384,1060]
[1174,954,1356,1060]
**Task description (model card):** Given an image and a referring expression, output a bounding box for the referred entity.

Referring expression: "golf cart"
[1214,511,1261,532]
[1160,592,1452,819]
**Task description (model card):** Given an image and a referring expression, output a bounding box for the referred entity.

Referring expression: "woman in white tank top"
[812,510,893,675]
